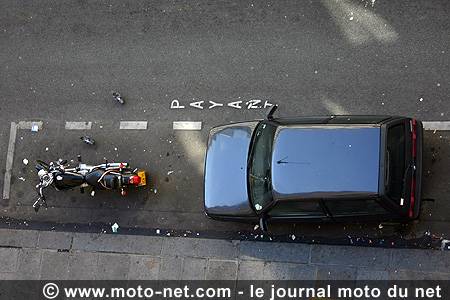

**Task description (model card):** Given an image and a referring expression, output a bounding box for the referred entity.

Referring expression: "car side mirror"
[265,104,278,120]
[259,217,268,232]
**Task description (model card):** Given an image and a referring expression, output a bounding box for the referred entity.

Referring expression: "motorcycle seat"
[102,174,119,189]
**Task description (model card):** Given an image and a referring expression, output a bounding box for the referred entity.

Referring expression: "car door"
[323,198,394,223]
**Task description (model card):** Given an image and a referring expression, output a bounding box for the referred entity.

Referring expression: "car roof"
[271,124,381,200]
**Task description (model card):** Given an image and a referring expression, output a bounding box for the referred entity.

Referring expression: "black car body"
[204,112,423,227]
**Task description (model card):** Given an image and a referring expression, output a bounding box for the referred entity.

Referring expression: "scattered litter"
[111,223,119,233]
[253,224,259,231]
[23,158,29,165]
[419,97,424,102]
[31,125,39,132]
[45,147,49,151]
[80,136,95,146]
[441,239,450,251]
[255,204,262,211]
[91,191,95,197]
[378,224,383,229]
[291,234,296,240]
[156,229,160,234]
[18,177,25,181]
[167,171,174,175]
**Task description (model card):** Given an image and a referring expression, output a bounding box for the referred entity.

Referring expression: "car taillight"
[409,119,417,218]
[130,176,141,185]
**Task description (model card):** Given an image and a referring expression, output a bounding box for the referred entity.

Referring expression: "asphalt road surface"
[1,0,449,249]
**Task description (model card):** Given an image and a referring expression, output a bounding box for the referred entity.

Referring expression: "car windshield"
[386,123,406,204]
[249,122,277,212]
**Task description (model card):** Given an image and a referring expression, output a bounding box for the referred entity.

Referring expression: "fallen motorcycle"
[33,155,146,212]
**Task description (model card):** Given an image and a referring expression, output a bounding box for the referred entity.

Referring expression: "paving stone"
[237,261,265,280]
[239,241,310,263]
[67,251,99,280]
[15,248,41,279]
[182,258,207,280]
[390,248,450,272]
[356,268,389,280]
[289,264,316,280]
[39,250,69,280]
[38,231,73,250]
[265,262,290,280]
[129,255,160,280]
[162,237,238,259]
[0,272,14,280]
[207,260,237,280]
[72,233,163,255]
[0,229,38,248]
[159,257,182,280]
[389,270,450,280]
[315,265,356,280]
[0,248,19,273]
[310,244,390,268]
[97,253,130,280]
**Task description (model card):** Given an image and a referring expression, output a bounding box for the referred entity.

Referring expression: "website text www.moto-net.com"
[35,281,446,300]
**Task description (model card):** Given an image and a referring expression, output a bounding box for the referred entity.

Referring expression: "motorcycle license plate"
[138,171,146,186]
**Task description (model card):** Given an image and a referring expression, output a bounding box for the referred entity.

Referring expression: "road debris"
[441,239,450,251]
[80,136,95,146]
[111,223,119,233]
[113,91,124,104]
[23,158,29,165]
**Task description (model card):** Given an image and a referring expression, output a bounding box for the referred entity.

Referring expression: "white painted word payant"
[170,99,274,110]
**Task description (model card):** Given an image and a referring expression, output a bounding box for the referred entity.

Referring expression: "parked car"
[204,106,423,230]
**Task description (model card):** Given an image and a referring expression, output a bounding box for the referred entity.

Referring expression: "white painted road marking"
[119,121,148,130]
[3,121,43,200]
[65,121,92,130]
[423,121,450,131]
[173,121,202,130]
[3,123,17,200]
[17,121,43,130]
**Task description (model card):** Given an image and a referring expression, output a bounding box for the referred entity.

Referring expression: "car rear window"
[386,123,406,203]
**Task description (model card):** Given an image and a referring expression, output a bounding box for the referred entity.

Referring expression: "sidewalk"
[0,229,448,281]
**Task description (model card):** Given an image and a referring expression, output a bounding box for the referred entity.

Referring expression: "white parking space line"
[3,123,17,200]
[3,121,43,200]
[423,121,450,131]
[17,121,43,130]
[173,121,202,131]
[119,121,148,130]
[65,121,92,130]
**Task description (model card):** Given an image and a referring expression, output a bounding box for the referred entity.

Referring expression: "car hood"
[204,122,259,218]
